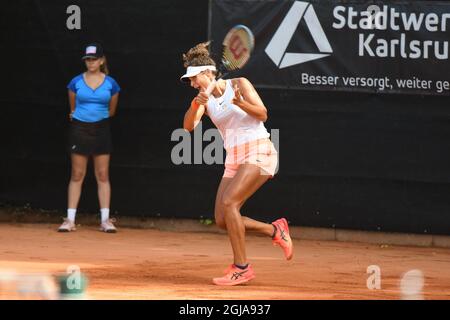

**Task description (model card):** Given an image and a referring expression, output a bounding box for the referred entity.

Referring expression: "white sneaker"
[100,218,117,233]
[58,218,76,232]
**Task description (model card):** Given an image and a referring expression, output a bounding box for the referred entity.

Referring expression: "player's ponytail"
[101,56,110,75]
[183,42,216,68]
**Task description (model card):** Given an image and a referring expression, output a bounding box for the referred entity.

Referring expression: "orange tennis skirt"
[223,138,278,178]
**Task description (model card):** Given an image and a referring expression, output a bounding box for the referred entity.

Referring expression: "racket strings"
[222,47,250,70]
[221,26,254,72]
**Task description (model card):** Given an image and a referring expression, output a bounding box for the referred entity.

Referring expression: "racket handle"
[205,79,217,96]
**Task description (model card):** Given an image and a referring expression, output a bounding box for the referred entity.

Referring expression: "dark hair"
[182,42,216,68]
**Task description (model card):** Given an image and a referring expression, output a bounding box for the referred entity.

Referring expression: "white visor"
[180,65,216,82]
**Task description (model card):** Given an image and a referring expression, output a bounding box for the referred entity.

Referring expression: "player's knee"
[221,195,239,212]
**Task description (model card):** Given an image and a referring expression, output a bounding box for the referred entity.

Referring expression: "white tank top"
[206,79,270,149]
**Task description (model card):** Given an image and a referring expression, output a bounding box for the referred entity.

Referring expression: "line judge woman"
[58,43,120,233]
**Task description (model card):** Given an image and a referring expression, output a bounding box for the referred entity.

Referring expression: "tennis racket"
[205,24,255,96]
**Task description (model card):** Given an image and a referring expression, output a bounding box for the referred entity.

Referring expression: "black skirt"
[68,118,112,155]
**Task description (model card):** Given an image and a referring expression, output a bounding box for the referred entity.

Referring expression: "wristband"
[191,99,200,110]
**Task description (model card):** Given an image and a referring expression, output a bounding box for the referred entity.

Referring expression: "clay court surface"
[1,223,450,300]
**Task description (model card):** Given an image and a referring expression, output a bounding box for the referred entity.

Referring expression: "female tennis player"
[58,43,120,233]
[180,42,293,286]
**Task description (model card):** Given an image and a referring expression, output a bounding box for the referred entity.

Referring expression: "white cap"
[180,65,216,82]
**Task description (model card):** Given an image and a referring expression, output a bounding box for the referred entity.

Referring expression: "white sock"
[100,208,110,222]
[67,208,76,222]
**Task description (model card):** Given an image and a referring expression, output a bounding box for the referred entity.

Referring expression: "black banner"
[210,0,450,95]
[2,0,450,236]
